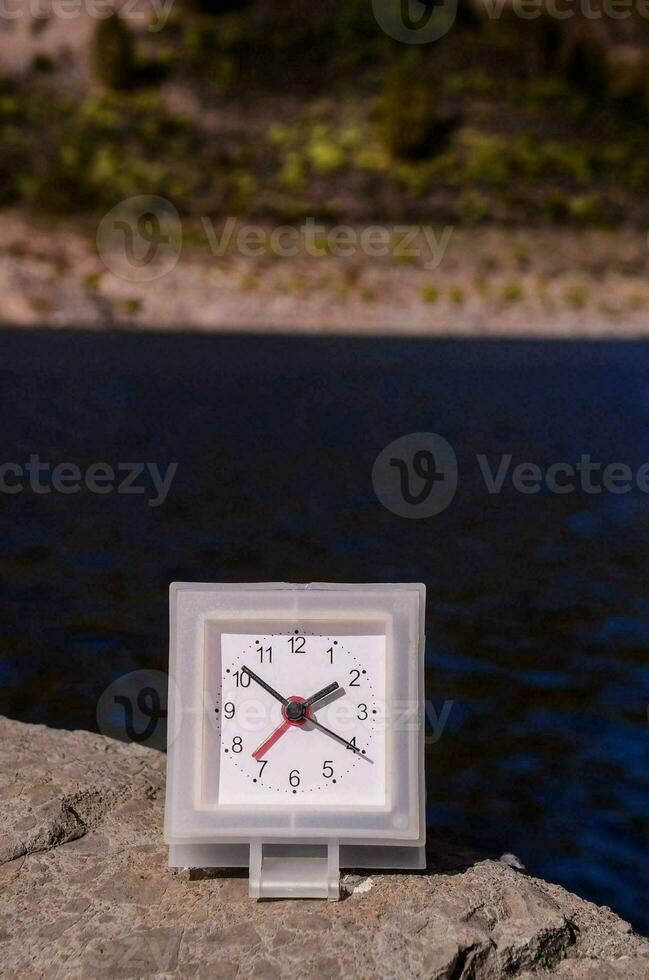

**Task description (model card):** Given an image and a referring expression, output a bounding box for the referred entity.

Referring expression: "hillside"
[2,0,649,226]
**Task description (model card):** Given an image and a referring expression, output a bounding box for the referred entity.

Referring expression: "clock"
[165,582,426,900]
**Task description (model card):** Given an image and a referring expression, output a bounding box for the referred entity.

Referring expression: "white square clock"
[165,582,426,900]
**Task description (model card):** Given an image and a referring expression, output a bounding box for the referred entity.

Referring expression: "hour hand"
[241,666,288,706]
[303,681,340,708]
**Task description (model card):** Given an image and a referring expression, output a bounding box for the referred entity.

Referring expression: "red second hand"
[251,695,310,760]
[252,719,291,760]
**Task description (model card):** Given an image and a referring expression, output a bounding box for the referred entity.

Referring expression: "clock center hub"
[284,697,309,724]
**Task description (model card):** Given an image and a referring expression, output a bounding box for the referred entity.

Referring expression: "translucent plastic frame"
[165,582,426,883]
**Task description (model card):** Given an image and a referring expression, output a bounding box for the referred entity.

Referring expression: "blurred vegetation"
[94,13,136,91]
[3,0,649,224]
[376,53,460,161]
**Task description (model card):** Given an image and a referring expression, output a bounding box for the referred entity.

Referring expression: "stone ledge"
[0,715,647,979]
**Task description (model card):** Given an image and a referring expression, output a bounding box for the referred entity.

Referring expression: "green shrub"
[502,281,523,303]
[119,297,142,315]
[460,130,510,186]
[377,56,453,161]
[568,193,605,225]
[306,124,346,174]
[421,283,439,303]
[94,13,136,91]
[0,87,213,212]
[82,272,102,292]
[457,190,489,224]
[182,11,244,90]
[626,292,646,311]
[563,283,588,309]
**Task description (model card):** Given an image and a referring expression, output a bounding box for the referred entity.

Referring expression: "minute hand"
[307,715,362,754]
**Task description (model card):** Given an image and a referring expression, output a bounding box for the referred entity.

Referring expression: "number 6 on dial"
[165,582,426,901]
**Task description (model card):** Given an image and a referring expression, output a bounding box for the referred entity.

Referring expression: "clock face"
[205,628,387,807]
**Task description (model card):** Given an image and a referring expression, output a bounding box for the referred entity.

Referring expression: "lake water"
[0,329,647,934]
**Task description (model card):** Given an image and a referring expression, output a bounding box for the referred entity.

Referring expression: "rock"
[499,852,527,873]
[0,715,647,979]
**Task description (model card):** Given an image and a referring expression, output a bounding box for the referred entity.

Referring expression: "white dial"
[209,629,387,806]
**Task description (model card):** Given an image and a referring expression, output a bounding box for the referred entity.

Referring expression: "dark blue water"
[0,329,647,934]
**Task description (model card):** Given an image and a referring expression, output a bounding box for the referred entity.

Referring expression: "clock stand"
[169,840,426,900]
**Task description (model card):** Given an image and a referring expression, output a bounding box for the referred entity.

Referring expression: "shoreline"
[2,210,649,336]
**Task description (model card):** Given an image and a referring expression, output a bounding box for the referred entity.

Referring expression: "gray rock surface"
[0,715,647,979]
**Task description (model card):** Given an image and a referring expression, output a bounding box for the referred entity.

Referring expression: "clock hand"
[306,715,367,757]
[303,681,340,708]
[252,718,291,760]
[249,691,310,760]
[241,665,289,706]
